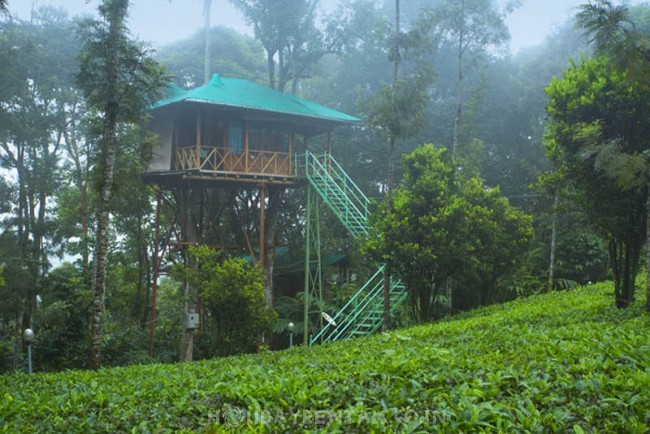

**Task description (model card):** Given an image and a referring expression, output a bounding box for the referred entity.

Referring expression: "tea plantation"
[2,282,649,432]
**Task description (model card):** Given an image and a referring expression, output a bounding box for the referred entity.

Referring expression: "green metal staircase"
[295,151,408,345]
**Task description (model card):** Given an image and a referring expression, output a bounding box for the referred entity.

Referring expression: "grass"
[1,282,649,432]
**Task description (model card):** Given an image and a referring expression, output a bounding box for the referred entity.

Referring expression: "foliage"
[363,68,432,144]
[0,0,641,375]
[366,145,534,321]
[156,26,266,88]
[576,0,650,314]
[32,264,91,371]
[76,2,166,127]
[1,283,648,432]
[362,1,433,149]
[420,0,513,164]
[171,246,276,358]
[0,8,82,371]
[555,224,609,285]
[230,0,335,92]
[545,55,649,308]
[576,0,640,75]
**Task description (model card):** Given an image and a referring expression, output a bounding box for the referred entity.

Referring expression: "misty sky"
[9,0,649,53]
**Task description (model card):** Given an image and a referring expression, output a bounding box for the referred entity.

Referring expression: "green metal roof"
[152,74,360,125]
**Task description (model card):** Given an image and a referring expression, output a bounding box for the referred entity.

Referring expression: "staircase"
[295,151,408,345]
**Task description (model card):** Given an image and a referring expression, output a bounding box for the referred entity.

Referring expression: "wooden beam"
[196,109,202,168]
[259,184,266,269]
[288,131,294,175]
[244,120,249,173]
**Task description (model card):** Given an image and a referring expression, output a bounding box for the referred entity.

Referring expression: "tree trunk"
[267,50,276,90]
[548,192,559,291]
[451,0,466,165]
[80,184,90,273]
[262,187,285,309]
[382,134,396,332]
[646,180,650,312]
[203,0,212,84]
[278,49,287,92]
[445,276,452,315]
[62,107,90,273]
[88,0,128,370]
[12,307,22,372]
[383,0,401,332]
[179,186,201,361]
[609,235,641,309]
[88,126,116,369]
[88,112,117,369]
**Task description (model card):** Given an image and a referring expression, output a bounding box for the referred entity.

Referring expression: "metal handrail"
[312,154,369,208]
[298,151,369,238]
[327,274,384,341]
[307,152,369,222]
[297,150,409,345]
[310,266,385,343]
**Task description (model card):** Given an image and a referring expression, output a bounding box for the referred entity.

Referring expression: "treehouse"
[144,73,408,357]
[143,73,360,186]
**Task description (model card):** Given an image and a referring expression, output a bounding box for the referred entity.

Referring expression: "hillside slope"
[1,283,649,432]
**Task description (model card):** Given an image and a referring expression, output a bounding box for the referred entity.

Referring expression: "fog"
[10,0,649,53]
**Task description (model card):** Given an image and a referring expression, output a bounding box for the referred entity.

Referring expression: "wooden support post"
[195,109,202,168]
[303,186,312,346]
[172,119,178,170]
[148,191,162,357]
[259,184,266,269]
[288,131,294,175]
[179,186,193,361]
[244,120,249,173]
[260,183,274,308]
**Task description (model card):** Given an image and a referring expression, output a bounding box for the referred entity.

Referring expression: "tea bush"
[1,282,648,432]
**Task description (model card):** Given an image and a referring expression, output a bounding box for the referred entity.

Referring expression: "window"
[248,122,289,153]
[228,122,243,154]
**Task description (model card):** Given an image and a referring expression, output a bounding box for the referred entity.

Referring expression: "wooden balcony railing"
[175,146,293,177]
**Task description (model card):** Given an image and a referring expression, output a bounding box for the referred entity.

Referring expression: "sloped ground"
[1,282,649,433]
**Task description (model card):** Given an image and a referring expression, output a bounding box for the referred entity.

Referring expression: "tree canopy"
[545,55,649,308]
[366,145,533,321]
[3,0,648,373]
[576,0,650,312]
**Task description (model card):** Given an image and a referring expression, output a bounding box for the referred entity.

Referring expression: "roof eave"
[153,97,361,126]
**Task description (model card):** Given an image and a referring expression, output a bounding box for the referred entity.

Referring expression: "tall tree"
[77,0,165,369]
[383,0,400,332]
[0,7,81,370]
[203,0,212,83]
[157,26,266,88]
[576,0,650,311]
[545,55,649,308]
[231,0,334,92]
[422,0,513,164]
[363,0,432,330]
